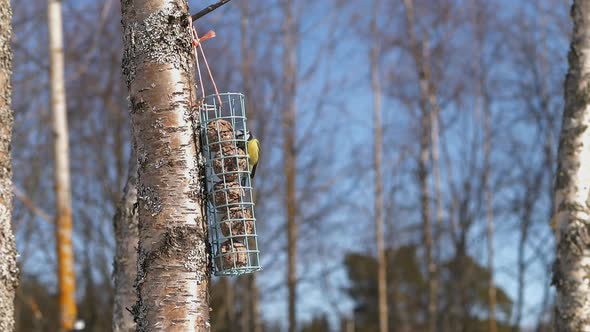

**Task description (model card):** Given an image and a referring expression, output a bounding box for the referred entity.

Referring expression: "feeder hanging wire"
[189,16,222,105]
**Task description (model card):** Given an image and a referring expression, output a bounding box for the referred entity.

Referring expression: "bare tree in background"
[402,1,437,330]
[48,0,77,330]
[282,1,298,331]
[506,3,563,329]
[553,1,590,331]
[3,0,572,331]
[112,147,138,332]
[120,0,210,330]
[240,1,262,331]
[0,1,18,331]
[472,3,497,330]
[370,1,388,332]
[480,42,497,332]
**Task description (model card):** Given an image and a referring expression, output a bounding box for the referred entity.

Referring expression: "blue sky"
[9,0,571,329]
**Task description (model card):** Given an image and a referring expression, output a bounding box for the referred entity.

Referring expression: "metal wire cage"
[200,93,261,276]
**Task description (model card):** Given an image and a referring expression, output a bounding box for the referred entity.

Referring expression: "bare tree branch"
[191,0,233,21]
[13,185,52,223]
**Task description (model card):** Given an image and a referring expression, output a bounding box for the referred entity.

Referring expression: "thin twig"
[13,185,52,223]
[191,0,233,21]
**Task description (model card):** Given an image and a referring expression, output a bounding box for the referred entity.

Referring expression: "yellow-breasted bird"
[237,130,260,185]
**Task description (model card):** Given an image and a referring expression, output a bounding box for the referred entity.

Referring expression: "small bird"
[236,130,260,185]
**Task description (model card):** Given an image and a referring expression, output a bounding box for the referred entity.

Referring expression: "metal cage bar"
[200,93,261,276]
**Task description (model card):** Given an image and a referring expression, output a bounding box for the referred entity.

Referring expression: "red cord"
[189,17,222,106]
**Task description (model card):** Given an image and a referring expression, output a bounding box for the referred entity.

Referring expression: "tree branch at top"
[192,0,233,21]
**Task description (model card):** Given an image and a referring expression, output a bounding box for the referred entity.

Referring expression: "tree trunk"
[282,1,298,332]
[402,1,437,330]
[239,3,261,330]
[225,279,236,329]
[113,148,138,332]
[430,82,443,302]
[472,7,497,331]
[239,278,250,331]
[120,1,210,331]
[249,277,261,332]
[419,83,436,332]
[48,0,78,330]
[429,72,443,329]
[479,94,497,332]
[482,101,497,332]
[553,1,590,331]
[425,41,443,332]
[0,2,17,331]
[515,197,538,332]
[370,1,388,332]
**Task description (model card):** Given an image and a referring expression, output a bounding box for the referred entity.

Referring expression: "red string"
[189,17,222,106]
[191,27,206,99]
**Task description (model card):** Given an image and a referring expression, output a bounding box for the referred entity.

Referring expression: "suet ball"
[216,240,248,269]
[220,207,254,239]
[213,181,242,207]
[207,119,234,152]
[212,145,248,181]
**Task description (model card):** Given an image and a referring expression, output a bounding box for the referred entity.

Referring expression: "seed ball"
[212,181,242,208]
[207,120,234,152]
[212,145,248,182]
[220,207,254,239]
[216,240,249,270]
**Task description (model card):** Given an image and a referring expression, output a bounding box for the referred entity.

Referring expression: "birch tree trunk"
[113,148,138,332]
[430,82,443,312]
[239,5,249,331]
[481,89,497,332]
[239,2,262,331]
[428,69,443,329]
[424,43,442,332]
[553,1,590,331]
[48,1,77,330]
[402,1,437,330]
[120,1,210,331]
[224,281,236,329]
[0,2,18,331]
[370,1,388,331]
[282,1,298,331]
[472,6,497,330]
[418,75,436,332]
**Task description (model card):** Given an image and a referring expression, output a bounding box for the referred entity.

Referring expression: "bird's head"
[236,129,253,141]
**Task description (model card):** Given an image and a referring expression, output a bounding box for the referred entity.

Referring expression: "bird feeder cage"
[200,92,261,276]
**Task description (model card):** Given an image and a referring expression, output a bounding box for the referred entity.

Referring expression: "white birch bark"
[120,1,210,331]
[0,1,17,331]
[48,0,77,330]
[553,1,590,331]
[370,1,388,331]
[402,1,437,330]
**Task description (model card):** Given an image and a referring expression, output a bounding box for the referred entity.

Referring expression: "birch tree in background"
[120,0,210,330]
[48,0,77,330]
[402,1,437,330]
[553,1,590,331]
[112,148,138,332]
[0,1,18,331]
[370,1,388,331]
[282,0,298,331]
[471,3,497,330]
[480,42,497,332]
[240,1,262,331]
